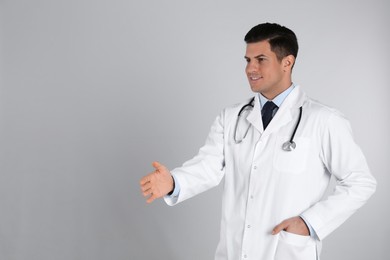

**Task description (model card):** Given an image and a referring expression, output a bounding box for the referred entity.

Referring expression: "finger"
[142,188,153,197]
[141,182,152,192]
[272,221,289,235]
[146,193,158,204]
[140,175,151,185]
[140,170,158,185]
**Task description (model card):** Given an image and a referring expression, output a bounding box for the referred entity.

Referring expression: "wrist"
[167,175,175,196]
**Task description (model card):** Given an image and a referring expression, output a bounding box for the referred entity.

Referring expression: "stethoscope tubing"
[237,97,255,117]
[234,97,303,151]
[289,106,302,143]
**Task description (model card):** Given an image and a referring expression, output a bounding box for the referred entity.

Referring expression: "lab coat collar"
[246,85,306,135]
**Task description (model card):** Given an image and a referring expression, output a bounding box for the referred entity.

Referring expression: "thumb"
[272,221,288,235]
[152,161,165,172]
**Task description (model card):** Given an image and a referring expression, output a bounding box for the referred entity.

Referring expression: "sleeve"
[300,112,377,240]
[164,110,226,206]
[299,215,319,240]
[164,174,181,200]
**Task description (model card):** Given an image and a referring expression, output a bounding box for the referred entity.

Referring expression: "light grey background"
[1,0,389,259]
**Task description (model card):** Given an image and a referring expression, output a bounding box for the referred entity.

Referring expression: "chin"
[250,85,262,93]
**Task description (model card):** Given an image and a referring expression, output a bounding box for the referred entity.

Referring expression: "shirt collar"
[258,83,295,109]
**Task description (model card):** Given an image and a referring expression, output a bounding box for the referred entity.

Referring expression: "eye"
[245,58,250,63]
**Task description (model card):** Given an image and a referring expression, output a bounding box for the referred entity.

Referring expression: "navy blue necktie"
[262,101,278,129]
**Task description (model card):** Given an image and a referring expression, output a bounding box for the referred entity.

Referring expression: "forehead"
[245,40,275,57]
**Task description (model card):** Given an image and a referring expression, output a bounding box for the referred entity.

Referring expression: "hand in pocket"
[272,216,310,236]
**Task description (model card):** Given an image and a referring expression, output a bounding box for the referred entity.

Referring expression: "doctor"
[140,23,376,260]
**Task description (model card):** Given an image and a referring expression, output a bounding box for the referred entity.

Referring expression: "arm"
[140,110,226,205]
[273,111,376,239]
[164,110,226,205]
[300,112,377,240]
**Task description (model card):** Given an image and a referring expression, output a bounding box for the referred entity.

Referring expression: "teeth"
[248,73,261,80]
[249,75,261,80]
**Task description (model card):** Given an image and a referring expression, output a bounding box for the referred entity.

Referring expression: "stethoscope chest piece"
[281,106,302,152]
[282,141,296,151]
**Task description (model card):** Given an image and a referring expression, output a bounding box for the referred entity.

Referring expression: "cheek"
[267,65,282,77]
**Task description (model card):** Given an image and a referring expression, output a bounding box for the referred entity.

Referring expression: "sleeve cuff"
[300,215,319,240]
[166,174,180,198]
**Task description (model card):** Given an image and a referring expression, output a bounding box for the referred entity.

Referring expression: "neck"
[262,81,292,100]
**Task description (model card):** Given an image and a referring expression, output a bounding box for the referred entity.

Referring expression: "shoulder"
[211,97,256,127]
[223,97,255,116]
[304,96,346,121]
[303,96,352,134]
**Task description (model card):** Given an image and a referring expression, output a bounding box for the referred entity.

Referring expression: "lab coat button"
[243,255,247,259]
[253,166,257,170]
[247,225,251,228]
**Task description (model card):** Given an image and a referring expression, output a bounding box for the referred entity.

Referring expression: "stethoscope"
[234,97,303,152]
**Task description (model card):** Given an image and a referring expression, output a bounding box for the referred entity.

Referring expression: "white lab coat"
[164,85,376,260]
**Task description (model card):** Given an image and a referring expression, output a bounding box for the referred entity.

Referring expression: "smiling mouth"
[248,74,262,81]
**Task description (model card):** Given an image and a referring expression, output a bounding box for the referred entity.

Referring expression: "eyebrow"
[244,54,268,60]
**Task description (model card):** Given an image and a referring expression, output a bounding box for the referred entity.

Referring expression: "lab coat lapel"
[264,105,292,135]
[265,85,306,135]
[246,94,264,134]
[246,86,306,136]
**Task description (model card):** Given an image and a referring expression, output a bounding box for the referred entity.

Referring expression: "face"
[245,40,293,99]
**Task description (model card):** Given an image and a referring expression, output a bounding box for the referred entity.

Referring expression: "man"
[140,23,376,260]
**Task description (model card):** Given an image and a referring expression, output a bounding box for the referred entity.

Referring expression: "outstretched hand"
[272,216,310,236]
[140,161,174,204]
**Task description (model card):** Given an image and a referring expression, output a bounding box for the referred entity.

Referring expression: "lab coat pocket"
[274,231,316,260]
[273,136,310,174]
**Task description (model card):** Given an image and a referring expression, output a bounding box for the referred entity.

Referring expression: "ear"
[282,55,295,72]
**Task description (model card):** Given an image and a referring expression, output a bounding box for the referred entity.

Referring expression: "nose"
[246,60,258,73]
